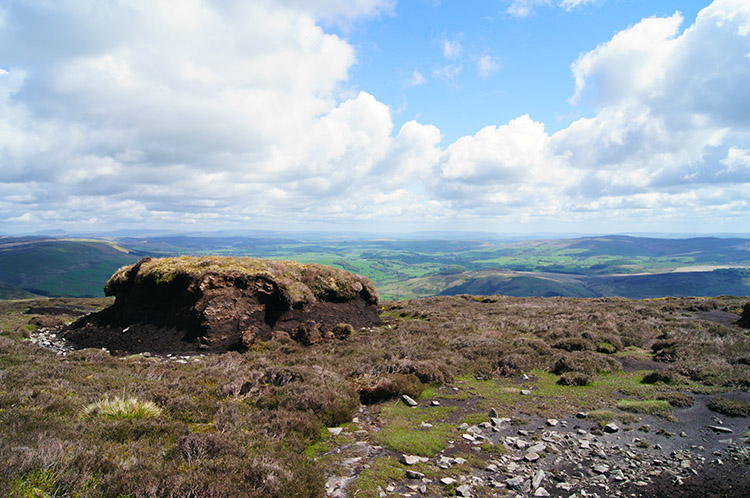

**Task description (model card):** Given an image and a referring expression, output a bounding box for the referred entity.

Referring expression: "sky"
[1,0,749,235]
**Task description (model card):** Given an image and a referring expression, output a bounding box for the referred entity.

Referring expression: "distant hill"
[0,238,142,297]
[2,234,749,300]
[400,268,750,300]
[0,280,37,299]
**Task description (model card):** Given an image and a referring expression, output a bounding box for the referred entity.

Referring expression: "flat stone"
[328,427,343,436]
[430,400,440,406]
[489,407,499,418]
[506,476,525,489]
[528,443,547,454]
[456,484,472,497]
[593,464,610,474]
[532,470,545,488]
[402,395,418,407]
[546,419,559,427]
[577,412,589,419]
[534,487,550,497]
[400,454,428,465]
[453,457,467,465]
[485,463,499,472]
[707,425,733,434]
[524,451,540,462]
[521,389,532,396]
[406,470,425,479]
[440,477,457,486]
[462,434,476,441]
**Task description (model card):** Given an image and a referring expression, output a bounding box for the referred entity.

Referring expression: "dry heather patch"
[2,294,749,497]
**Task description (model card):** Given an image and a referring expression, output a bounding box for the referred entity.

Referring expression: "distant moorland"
[1,234,749,300]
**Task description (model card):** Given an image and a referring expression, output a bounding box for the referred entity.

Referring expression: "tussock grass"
[82,395,163,420]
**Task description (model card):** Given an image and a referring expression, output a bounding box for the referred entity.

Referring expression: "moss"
[616,399,672,418]
[104,256,377,306]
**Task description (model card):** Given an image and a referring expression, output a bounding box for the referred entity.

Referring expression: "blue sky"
[342,1,708,142]
[1,0,749,235]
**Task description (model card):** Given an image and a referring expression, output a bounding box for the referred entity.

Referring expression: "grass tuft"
[82,396,163,420]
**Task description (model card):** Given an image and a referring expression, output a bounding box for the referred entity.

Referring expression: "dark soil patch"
[624,461,750,498]
[618,357,668,372]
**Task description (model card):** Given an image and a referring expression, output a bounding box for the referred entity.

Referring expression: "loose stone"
[402,395,418,407]
[456,484,472,497]
[604,423,620,433]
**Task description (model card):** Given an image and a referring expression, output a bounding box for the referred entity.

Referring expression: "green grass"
[616,399,673,417]
[349,457,405,497]
[82,396,163,420]
[374,401,457,456]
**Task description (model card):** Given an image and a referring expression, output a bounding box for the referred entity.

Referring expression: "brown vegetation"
[1,292,749,497]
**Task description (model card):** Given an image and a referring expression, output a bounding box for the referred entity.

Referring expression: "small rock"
[546,419,558,427]
[456,484,472,497]
[707,425,733,434]
[577,412,589,419]
[406,470,425,479]
[420,421,433,428]
[328,427,343,436]
[604,423,619,433]
[593,464,610,474]
[528,443,547,454]
[506,476,525,489]
[489,407,499,418]
[521,389,532,396]
[534,487,550,497]
[440,477,457,486]
[532,470,545,488]
[524,451,540,462]
[453,457,467,465]
[430,400,441,406]
[485,463,499,472]
[402,395,418,407]
[400,454,428,465]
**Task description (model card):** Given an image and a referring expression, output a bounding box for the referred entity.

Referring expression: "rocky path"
[322,391,750,498]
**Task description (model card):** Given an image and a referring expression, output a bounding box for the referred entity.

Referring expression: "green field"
[2,234,750,299]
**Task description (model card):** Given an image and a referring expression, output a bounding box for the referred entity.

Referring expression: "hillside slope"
[0,237,141,297]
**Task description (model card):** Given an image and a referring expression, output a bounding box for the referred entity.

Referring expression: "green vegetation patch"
[708,397,750,417]
[349,457,406,497]
[82,396,163,420]
[616,399,672,418]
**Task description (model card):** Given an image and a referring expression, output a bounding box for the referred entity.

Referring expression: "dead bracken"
[64,256,381,354]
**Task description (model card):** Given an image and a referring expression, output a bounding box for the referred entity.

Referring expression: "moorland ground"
[1,294,749,497]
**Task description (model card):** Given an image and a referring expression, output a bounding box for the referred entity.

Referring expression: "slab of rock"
[402,395,418,407]
[65,256,380,354]
[400,454,428,465]
[456,484,472,497]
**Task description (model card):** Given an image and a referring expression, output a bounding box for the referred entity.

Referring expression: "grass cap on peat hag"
[104,255,379,307]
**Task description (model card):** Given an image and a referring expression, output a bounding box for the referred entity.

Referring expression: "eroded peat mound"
[64,256,381,354]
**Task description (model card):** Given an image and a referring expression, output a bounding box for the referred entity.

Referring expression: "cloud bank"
[1,0,749,233]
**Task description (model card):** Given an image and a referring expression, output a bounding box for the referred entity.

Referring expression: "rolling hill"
[0,237,142,297]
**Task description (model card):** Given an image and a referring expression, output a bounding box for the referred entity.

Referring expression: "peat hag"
[65,256,381,354]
